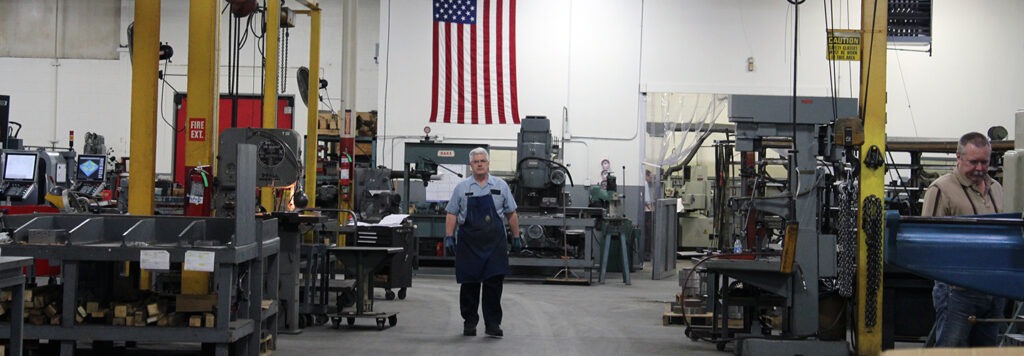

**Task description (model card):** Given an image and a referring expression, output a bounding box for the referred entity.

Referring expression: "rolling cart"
[327,246,403,330]
[352,225,414,300]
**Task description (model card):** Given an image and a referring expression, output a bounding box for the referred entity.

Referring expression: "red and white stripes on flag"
[430,0,521,125]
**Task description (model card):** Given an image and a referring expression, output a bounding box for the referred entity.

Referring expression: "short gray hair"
[469,147,489,163]
[957,132,990,155]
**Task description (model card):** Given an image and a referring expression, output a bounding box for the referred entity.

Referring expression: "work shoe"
[484,326,503,338]
[463,327,476,336]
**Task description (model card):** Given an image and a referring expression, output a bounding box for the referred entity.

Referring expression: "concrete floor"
[275,266,726,355]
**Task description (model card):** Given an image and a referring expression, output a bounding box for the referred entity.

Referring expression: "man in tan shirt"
[921,132,1005,347]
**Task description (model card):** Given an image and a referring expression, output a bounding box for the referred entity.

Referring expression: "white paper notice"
[425,164,467,201]
[377,214,410,226]
[184,250,215,272]
[140,250,170,270]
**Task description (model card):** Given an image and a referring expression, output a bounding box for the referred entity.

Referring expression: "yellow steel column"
[181,0,221,296]
[304,7,321,207]
[856,0,887,354]
[261,0,282,211]
[128,1,160,216]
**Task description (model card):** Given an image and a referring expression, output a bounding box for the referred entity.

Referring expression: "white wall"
[1,0,1021,181]
[0,0,378,174]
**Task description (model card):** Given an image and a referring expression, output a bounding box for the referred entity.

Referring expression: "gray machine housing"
[215,128,302,216]
[514,116,569,211]
[217,128,302,188]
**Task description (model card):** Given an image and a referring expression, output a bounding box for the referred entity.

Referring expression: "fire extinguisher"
[339,153,353,203]
[184,165,212,216]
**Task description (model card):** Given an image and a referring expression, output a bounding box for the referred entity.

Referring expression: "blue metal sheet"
[884,211,1024,300]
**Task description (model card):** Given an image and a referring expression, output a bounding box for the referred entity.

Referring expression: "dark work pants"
[460,275,504,329]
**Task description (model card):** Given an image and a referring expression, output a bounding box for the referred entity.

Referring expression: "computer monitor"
[3,152,37,181]
[76,154,106,182]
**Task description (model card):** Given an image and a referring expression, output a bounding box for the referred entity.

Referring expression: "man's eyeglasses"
[471,160,488,164]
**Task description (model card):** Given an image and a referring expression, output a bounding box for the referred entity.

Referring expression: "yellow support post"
[304,6,321,208]
[261,0,282,212]
[128,1,160,217]
[856,0,887,355]
[181,0,221,296]
[127,0,160,293]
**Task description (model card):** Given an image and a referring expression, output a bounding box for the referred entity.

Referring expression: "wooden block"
[91,310,106,319]
[114,305,128,318]
[188,315,202,327]
[86,302,100,313]
[176,294,218,313]
[50,315,60,325]
[125,316,134,326]
[77,306,88,318]
[147,303,160,316]
[147,315,159,325]
[23,289,32,301]
[261,300,273,310]
[0,303,6,317]
[76,313,84,323]
[112,317,126,326]
[157,315,169,327]
[44,304,58,318]
[134,311,145,326]
[0,344,6,356]
[33,296,45,307]
[204,313,215,328]
[0,290,11,302]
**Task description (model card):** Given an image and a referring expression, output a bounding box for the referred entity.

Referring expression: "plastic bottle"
[733,239,743,254]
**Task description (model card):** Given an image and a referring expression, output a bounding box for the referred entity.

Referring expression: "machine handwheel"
[388,315,398,327]
[716,342,726,351]
[385,289,396,301]
[346,317,356,326]
[376,318,386,330]
[398,288,407,300]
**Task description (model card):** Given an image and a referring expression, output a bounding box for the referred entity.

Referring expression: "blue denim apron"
[455,194,510,283]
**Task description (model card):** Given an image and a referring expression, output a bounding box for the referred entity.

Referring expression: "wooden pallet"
[663,311,743,328]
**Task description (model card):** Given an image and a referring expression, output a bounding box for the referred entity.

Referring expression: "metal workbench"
[0,213,280,356]
[0,256,32,355]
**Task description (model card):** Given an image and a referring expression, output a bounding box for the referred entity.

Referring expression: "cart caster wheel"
[398,288,407,300]
[376,318,386,330]
[331,317,341,328]
[385,290,396,301]
[388,315,398,327]
[315,314,328,325]
[716,342,726,351]
[347,317,355,326]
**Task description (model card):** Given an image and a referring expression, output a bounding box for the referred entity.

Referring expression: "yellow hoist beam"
[856,0,888,355]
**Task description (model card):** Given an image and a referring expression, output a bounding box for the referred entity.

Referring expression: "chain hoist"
[863,194,884,327]
[836,180,858,298]
[280,27,290,94]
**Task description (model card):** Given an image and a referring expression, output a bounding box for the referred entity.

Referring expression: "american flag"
[430,0,520,124]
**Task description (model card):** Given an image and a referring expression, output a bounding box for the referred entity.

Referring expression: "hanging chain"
[863,194,884,327]
[280,28,289,94]
[836,179,858,298]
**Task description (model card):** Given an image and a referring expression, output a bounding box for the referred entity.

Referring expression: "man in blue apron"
[445,147,521,338]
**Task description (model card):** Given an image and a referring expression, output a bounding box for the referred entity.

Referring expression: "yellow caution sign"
[827,29,862,61]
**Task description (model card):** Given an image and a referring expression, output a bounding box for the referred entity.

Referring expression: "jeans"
[931,282,1006,347]
[460,275,504,330]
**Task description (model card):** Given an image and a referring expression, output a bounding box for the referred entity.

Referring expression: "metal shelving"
[0,214,280,356]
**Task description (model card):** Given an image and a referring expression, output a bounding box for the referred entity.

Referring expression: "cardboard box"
[355,111,377,137]
[176,294,218,312]
[355,142,373,156]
